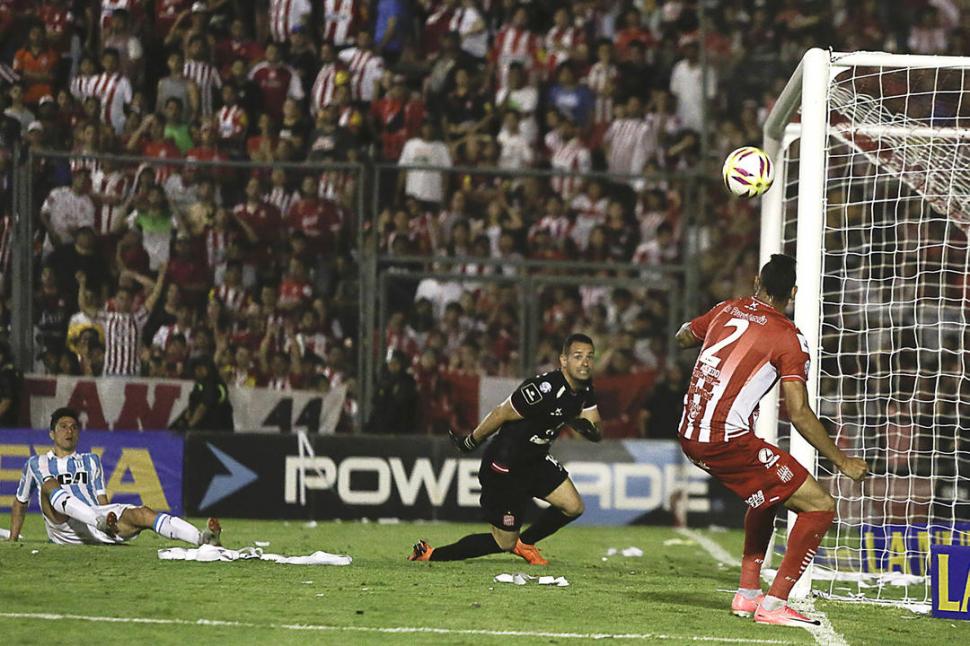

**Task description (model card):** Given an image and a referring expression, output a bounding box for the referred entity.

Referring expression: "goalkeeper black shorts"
[477,454,569,532]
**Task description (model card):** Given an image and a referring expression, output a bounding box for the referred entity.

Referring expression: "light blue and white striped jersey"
[16,451,107,507]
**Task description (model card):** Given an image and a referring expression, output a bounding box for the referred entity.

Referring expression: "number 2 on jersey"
[698,318,749,368]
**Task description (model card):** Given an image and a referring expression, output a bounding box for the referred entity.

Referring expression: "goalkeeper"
[408,333,601,565]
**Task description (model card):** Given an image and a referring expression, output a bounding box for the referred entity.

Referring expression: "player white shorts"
[44,503,137,545]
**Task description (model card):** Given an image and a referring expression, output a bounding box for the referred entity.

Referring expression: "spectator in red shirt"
[185,119,228,181]
[126,113,180,163]
[248,42,304,120]
[215,17,264,75]
[166,234,211,307]
[14,24,59,105]
[154,0,192,40]
[370,74,415,161]
[287,175,342,256]
[231,175,282,261]
[278,257,313,310]
[38,0,75,56]
[614,7,655,62]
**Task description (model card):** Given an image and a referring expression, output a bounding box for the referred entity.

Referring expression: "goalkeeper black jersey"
[482,369,597,467]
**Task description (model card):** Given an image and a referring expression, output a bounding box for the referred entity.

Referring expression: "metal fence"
[10,150,707,432]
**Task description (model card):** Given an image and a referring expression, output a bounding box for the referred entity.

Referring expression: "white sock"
[49,488,99,526]
[738,588,762,600]
[762,595,785,611]
[153,513,202,545]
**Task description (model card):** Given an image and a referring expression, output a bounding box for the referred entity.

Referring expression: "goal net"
[760,49,970,608]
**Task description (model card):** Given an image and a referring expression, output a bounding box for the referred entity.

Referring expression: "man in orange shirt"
[13,25,59,105]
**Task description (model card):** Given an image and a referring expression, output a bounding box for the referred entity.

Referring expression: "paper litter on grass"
[494,573,569,587]
[605,546,644,557]
[0,528,9,539]
[662,538,696,547]
[157,544,351,565]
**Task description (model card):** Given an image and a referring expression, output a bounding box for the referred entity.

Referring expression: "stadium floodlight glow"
[759,48,970,608]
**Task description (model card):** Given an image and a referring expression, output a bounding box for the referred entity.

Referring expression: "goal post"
[760,48,970,606]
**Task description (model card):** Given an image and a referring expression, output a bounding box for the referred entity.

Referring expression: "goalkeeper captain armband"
[449,429,480,453]
[566,417,601,443]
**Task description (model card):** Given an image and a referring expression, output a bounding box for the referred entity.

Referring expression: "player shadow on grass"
[631,590,727,612]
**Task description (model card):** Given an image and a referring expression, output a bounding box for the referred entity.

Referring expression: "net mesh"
[772,56,970,607]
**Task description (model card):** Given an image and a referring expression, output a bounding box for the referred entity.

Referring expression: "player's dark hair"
[49,407,80,430]
[759,253,797,302]
[562,333,594,355]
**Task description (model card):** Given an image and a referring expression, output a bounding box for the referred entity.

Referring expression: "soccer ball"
[722,146,774,198]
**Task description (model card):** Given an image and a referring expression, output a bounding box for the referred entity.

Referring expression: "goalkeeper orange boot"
[730,591,764,618]
[408,540,434,561]
[753,603,821,627]
[202,517,222,546]
[513,539,549,566]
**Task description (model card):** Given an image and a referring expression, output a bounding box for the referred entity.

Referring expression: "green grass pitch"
[3,514,969,645]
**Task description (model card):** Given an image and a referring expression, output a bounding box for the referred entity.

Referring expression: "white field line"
[789,599,849,646]
[677,528,849,646]
[0,611,795,644]
[676,527,741,567]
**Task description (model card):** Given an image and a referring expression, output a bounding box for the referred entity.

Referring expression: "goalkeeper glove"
[448,429,480,453]
[564,417,601,443]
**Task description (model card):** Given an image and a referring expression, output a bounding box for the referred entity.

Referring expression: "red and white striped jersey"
[216,104,247,140]
[99,305,150,376]
[264,187,299,218]
[317,170,352,201]
[603,118,651,177]
[70,154,102,178]
[321,0,360,46]
[71,72,133,133]
[542,25,583,79]
[205,226,231,269]
[490,25,538,91]
[549,137,591,199]
[212,283,248,312]
[337,46,383,102]
[309,61,342,114]
[528,214,572,243]
[269,0,312,42]
[184,59,222,117]
[152,322,192,350]
[679,296,810,443]
[585,61,618,124]
[90,168,131,235]
[569,192,607,249]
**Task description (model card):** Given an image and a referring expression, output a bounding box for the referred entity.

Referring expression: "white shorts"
[44,503,137,545]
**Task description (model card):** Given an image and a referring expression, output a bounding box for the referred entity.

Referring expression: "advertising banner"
[931,544,970,620]
[0,428,183,515]
[860,522,970,575]
[183,433,716,525]
[21,375,345,433]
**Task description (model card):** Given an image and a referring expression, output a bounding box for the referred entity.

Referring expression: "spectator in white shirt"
[495,62,539,143]
[497,110,533,170]
[669,39,715,133]
[40,168,96,255]
[397,121,453,209]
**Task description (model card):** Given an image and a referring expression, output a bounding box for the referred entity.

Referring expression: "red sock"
[768,510,835,601]
[740,505,776,590]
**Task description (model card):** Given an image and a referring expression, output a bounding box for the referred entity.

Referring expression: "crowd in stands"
[0,0,963,435]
